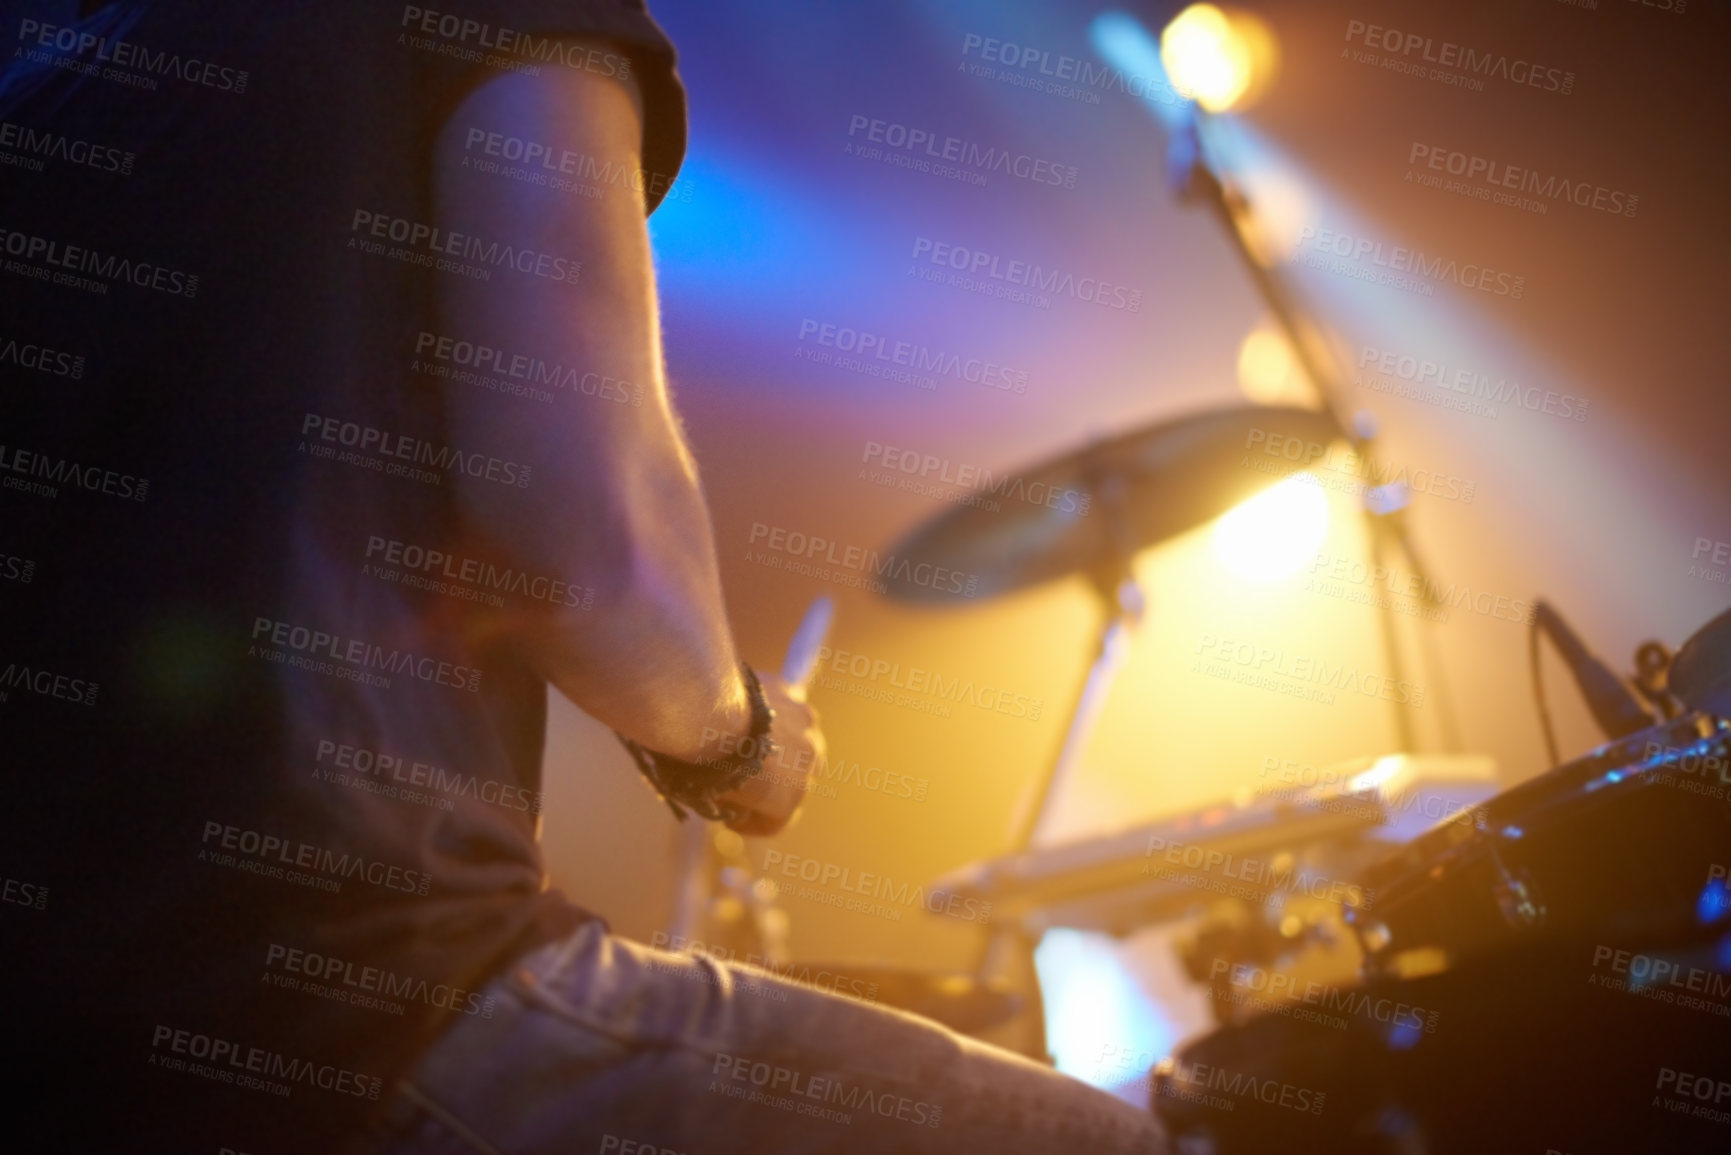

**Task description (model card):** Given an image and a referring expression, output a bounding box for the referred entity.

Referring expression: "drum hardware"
[1485,846,1544,932]
[1530,600,1660,769]
[1175,900,1355,1028]
[1632,639,1684,720]
[1665,604,1731,720]
[669,822,789,966]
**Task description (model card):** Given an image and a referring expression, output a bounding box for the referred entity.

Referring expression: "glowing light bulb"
[1212,472,1329,580]
[1160,4,1277,113]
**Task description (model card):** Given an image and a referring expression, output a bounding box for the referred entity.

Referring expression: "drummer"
[1,5,1172,1153]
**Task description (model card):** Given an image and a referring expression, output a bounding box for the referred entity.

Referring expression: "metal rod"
[1179,114,1458,751]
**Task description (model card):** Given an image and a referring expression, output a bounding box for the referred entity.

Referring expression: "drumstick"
[708,596,834,831]
[780,595,834,698]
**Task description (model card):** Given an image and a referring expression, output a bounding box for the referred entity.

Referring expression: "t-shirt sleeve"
[407,0,688,215]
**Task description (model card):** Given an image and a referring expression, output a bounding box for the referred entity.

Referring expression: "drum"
[1347,711,1731,979]
[1154,711,1731,1154]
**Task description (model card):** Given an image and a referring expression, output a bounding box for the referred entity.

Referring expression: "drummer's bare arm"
[431,56,819,832]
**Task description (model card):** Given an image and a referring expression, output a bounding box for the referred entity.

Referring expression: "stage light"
[1211,471,1329,580]
[1159,4,1277,113]
[1089,12,1190,132]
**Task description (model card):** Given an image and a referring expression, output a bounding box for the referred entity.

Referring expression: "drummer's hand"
[714,669,823,837]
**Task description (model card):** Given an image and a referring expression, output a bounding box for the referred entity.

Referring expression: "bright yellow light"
[1238,165,1311,266]
[1212,472,1329,580]
[1237,324,1304,405]
[1161,4,1277,113]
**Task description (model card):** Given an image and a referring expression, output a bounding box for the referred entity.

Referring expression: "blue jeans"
[364,921,1167,1154]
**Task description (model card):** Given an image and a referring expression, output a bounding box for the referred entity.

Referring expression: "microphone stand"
[972,456,1145,1063]
[1168,113,1462,753]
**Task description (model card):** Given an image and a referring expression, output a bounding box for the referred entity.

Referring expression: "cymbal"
[929,784,1383,935]
[1669,605,1731,719]
[927,755,1499,936]
[877,404,1344,603]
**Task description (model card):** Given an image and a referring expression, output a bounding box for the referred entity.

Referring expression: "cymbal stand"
[1006,458,1149,854]
[974,464,1147,1061]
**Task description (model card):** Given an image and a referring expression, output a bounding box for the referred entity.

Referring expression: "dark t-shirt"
[0,1,685,1148]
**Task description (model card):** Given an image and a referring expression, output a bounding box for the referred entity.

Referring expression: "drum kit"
[668,389,1731,1150]
[670,88,1731,1152]
[794,428,1731,1153]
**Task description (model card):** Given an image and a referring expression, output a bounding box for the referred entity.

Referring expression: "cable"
[1530,612,1560,768]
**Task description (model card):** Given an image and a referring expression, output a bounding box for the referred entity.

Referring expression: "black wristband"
[619,663,777,822]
